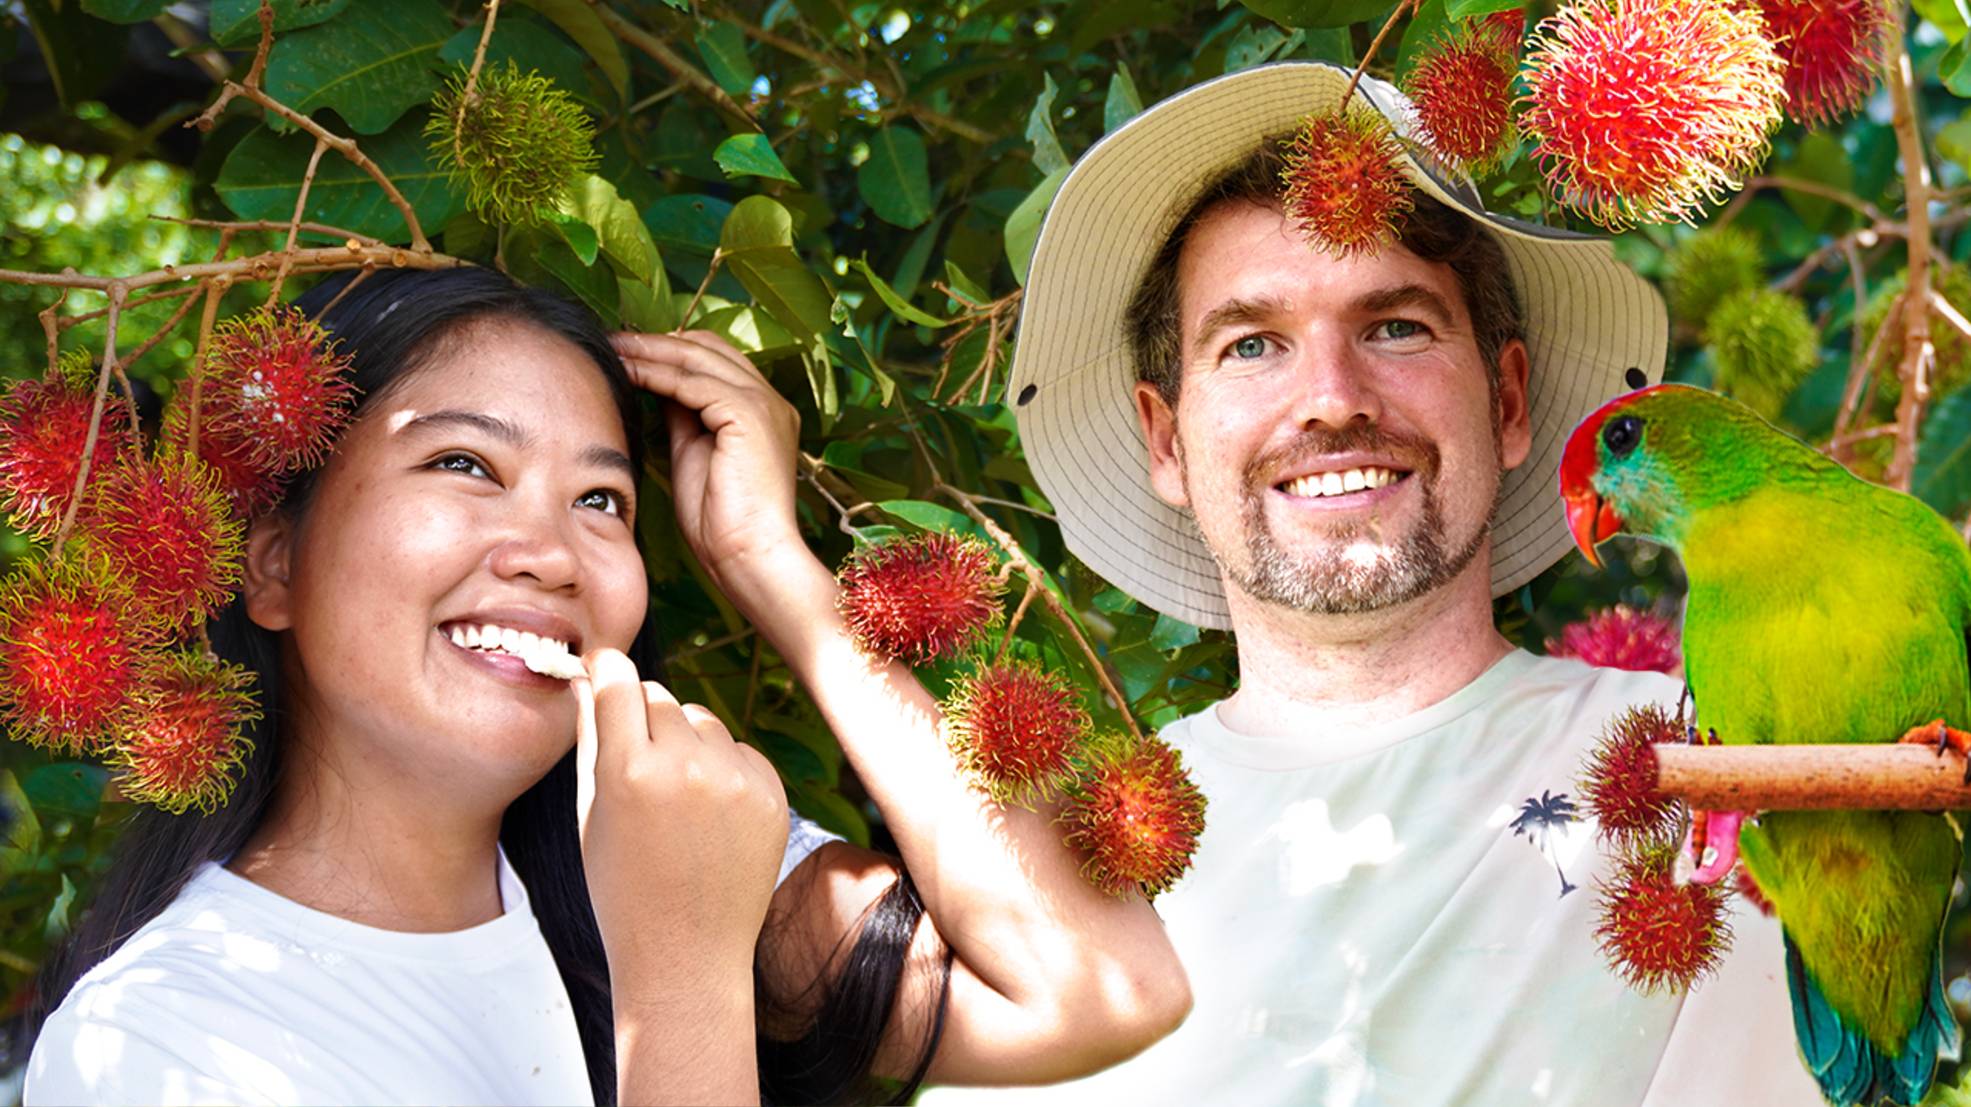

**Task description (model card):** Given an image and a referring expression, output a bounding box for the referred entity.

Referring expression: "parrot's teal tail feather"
[1785,933,1961,1106]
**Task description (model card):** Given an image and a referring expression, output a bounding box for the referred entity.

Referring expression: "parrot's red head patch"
[1559,385,1676,567]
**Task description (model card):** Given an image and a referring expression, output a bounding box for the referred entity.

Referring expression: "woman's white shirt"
[25,817,840,1107]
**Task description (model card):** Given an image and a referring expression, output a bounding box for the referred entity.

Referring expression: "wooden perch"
[1654,744,1971,811]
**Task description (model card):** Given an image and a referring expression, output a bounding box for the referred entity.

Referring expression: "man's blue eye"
[1381,320,1423,339]
[1231,335,1267,359]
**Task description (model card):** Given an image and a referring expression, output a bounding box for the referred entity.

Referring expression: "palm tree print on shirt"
[1510,790,1580,898]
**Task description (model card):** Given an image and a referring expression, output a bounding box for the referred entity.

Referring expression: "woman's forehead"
[359,319,628,451]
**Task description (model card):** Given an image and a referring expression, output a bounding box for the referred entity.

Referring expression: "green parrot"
[1558,383,1965,1106]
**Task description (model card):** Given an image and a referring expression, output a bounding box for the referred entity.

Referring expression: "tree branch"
[1655,743,1971,811]
[1885,18,1934,490]
[586,0,759,130]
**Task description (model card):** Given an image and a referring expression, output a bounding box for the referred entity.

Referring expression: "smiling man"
[921,63,1822,1106]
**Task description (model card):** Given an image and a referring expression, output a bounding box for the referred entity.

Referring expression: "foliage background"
[3,0,1971,1087]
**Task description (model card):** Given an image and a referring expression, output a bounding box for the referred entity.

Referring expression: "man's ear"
[241,513,296,632]
[1495,338,1533,471]
[1134,380,1190,509]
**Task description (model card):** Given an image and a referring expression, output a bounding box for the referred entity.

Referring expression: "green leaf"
[1150,612,1202,652]
[713,133,799,184]
[788,779,868,846]
[513,0,631,100]
[1224,24,1290,72]
[803,335,838,427]
[560,174,660,279]
[1395,0,1451,84]
[45,874,77,942]
[1445,0,1520,17]
[851,258,948,326]
[80,0,171,22]
[528,234,621,327]
[619,276,679,333]
[263,0,452,135]
[1238,0,1395,28]
[545,211,600,265]
[210,0,352,46]
[1005,167,1069,286]
[1773,132,1853,231]
[942,259,990,306]
[437,14,600,110]
[719,196,834,337]
[1944,37,1971,97]
[0,770,41,881]
[1104,63,1144,133]
[20,0,127,107]
[1940,115,1971,173]
[21,763,106,821]
[857,126,934,229]
[1914,388,1971,517]
[645,194,733,257]
[877,499,986,539]
[695,22,756,96]
[215,112,464,243]
[1915,0,1970,43]
[1025,73,1070,176]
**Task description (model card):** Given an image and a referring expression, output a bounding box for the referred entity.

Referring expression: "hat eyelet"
[1017,384,1038,406]
[1623,367,1647,390]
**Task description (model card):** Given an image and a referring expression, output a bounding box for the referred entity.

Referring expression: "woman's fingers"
[612,331,760,392]
[571,675,599,827]
[586,649,651,769]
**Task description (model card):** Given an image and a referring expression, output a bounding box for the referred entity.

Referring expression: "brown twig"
[51,286,128,555]
[1742,174,1889,224]
[454,0,503,173]
[677,248,725,331]
[56,283,204,332]
[186,277,232,459]
[1830,290,1901,450]
[586,0,759,130]
[0,244,466,295]
[1885,19,1934,490]
[1654,743,1971,811]
[1932,289,1971,341]
[267,137,330,305]
[121,284,209,375]
[38,285,70,378]
[1340,0,1416,108]
[154,215,384,246]
[934,283,1021,404]
[995,585,1037,664]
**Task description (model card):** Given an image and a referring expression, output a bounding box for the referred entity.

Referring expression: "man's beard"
[1191,422,1498,615]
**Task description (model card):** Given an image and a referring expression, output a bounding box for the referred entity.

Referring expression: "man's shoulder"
[1504,652,1684,714]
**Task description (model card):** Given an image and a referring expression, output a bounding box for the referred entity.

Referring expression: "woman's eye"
[1228,335,1270,360]
[577,489,628,518]
[433,453,490,478]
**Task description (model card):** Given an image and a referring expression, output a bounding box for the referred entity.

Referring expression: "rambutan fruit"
[1705,287,1820,421]
[1279,106,1415,258]
[1059,731,1207,899]
[1667,227,1765,332]
[427,61,599,225]
[837,532,1004,665]
[111,649,259,815]
[1859,263,1971,408]
[1735,863,1775,916]
[1476,7,1527,56]
[160,398,288,519]
[1546,605,1682,674]
[199,306,358,474]
[1519,0,1785,229]
[0,368,136,542]
[0,555,157,754]
[1753,0,1889,128]
[1577,702,1683,848]
[944,661,1092,806]
[1402,29,1519,175]
[1595,837,1734,994]
[78,455,245,634]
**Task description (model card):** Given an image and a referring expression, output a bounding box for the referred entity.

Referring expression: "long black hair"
[23,266,950,1105]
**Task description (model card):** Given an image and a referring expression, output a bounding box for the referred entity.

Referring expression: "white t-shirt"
[923,650,1823,1106]
[25,815,842,1107]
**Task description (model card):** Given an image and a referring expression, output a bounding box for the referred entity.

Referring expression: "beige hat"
[1008,62,1669,632]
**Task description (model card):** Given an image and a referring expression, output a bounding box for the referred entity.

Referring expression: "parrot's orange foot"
[1898,719,1971,783]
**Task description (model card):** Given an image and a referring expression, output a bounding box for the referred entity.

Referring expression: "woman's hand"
[572,648,786,1105]
[610,331,805,598]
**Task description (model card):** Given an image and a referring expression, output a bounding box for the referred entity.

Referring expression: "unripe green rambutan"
[427,61,599,225]
[1667,227,1764,332]
[1859,263,1971,408]
[1705,287,1819,421]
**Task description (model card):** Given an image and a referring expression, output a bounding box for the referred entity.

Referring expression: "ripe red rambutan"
[1754,0,1889,128]
[1477,7,1527,55]
[1595,838,1734,994]
[837,532,1004,665]
[112,649,259,815]
[161,396,288,518]
[1734,863,1775,916]
[1403,29,1520,175]
[79,455,245,634]
[1578,702,1683,848]
[1279,106,1415,258]
[1519,0,1785,229]
[200,306,358,472]
[1060,731,1207,898]
[944,661,1092,806]
[1546,605,1682,674]
[0,556,157,753]
[0,371,136,541]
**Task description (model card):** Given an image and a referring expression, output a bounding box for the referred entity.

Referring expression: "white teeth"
[446,621,584,680]
[449,626,469,648]
[1343,469,1366,493]
[1283,467,1402,499]
[1320,472,1344,496]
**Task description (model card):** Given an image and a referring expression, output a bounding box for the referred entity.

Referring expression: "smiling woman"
[16,267,1191,1106]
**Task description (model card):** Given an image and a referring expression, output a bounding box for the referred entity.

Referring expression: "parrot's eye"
[1603,415,1642,457]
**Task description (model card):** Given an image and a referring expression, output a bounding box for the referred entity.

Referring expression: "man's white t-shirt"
[24,815,842,1106]
[924,650,1824,1106]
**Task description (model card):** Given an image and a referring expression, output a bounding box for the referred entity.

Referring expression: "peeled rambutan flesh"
[80,455,245,634]
[112,649,259,815]
[199,306,358,473]
[1578,702,1683,848]
[1403,29,1519,174]
[944,661,1092,806]
[837,532,1004,665]
[1060,732,1207,899]
[0,372,136,541]
[1546,605,1682,674]
[1595,838,1734,994]
[1279,106,1415,258]
[0,556,156,753]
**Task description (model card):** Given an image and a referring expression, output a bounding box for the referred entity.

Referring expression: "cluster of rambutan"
[837,531,1208,898]
[1546,605,1683,676]
[0,306,355,813]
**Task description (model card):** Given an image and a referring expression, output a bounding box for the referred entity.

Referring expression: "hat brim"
[1008,62,1668,631]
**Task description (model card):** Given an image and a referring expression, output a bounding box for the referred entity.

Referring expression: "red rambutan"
[0,370,136,541]
[944,661,1092,806]
[1734,863,1775,916]
[1519,0,1785,229]
[112,649,259,815]
[1403,29,1520,175]
[0,556,157,754]
[79,455,245,634]
[1060,731,1207,899]
[161,396,288,518]
[837,532,1004,665]
[1279,106,1416,258]
[1754,0,1889,128]
[1545,605,1682,674]
[200,306,358,473]
[1578,702,1683,848]
[1595,838,1734,994]
[1477,7,1527,56]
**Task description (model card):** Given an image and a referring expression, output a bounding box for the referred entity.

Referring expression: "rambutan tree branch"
[586,0,759,131]
[1884,13,1934,491]
[266,137,331,305]
[1340,0,1416,108]
[1654,743,1971,810]
[454,0,504,174]
[51,286,128,555]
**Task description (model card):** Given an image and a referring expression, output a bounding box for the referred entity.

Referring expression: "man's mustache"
[1242,424,1442,491]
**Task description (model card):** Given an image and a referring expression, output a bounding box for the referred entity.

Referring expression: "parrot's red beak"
[1562,487,1624,569]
